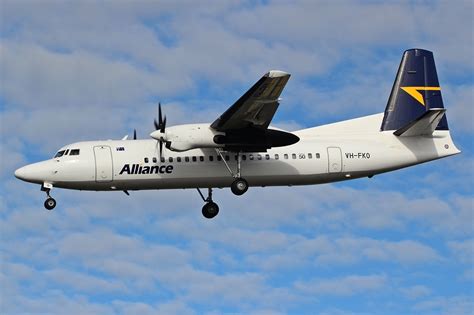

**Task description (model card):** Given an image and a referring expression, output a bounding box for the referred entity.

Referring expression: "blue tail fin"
[381,49,449,131]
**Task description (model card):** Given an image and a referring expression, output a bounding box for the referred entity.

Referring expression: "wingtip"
[266,70,290,78]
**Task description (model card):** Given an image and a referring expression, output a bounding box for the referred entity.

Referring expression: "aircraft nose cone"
[14,166,28,180]
[14,161,53,184]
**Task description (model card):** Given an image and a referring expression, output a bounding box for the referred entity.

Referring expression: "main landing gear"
[197,188,219,219]
[215,149,249,196]
[197,150,250,219]
[41,183,56,210]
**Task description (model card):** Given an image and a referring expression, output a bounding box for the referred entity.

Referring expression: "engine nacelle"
[150,123,299,152]
[151,124,224,152]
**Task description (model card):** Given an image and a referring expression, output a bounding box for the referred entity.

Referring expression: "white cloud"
[414,295,474,315]
[1,289,114,315]
[294,274,387,296]
[0,42,184,109]
[443,84,474,134]
[43,268,128,294]
[400,285,432,300]
[112,299,197,315]
[289,236,440,267]
[447,239,473,264]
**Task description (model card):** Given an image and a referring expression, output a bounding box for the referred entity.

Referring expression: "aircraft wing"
[210,70,299,152]
[211,70,291,131]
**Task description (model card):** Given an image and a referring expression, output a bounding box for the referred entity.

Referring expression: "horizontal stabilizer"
[393,109,446,137]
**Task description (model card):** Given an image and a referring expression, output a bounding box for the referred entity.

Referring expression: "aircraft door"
[327,147,342,173]
[94,146,113,182]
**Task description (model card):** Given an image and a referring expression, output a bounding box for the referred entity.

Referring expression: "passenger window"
[152,157,157,163]
[257,154,262,160]
[316,153,320,159]
[177,157,182,162]
[284,154,288,159]
[225,155,230,161]
[217,156,222,161]
[199,156,204,162]
[192,156,197,162]
[70,149,80,156]
[249,154,254,160]
[275,154,279,160]
[265,154,270,160]
[242,155,247,161]
[160,157,165,163]
[144,157,149,163]
[292,153,296,159]
[169,157,174,163]
[185,156,190,162]
[54,150,66,158]
[308,153,313,159]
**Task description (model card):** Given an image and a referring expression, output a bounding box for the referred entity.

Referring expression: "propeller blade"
[133,129,137,140]
[152,102,168,156]
[161,116,167,133]
[158,102,163,125]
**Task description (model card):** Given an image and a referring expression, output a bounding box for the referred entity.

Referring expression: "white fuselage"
[15,114,460,192]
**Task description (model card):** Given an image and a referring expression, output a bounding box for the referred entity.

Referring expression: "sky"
[0,1,473,314]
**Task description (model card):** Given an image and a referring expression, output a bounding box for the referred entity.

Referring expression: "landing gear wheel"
[202,202,219,219]
[44,197,56,210]
[231,178,248,196]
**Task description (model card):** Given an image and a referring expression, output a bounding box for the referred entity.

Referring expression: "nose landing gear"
[41,183,56,210]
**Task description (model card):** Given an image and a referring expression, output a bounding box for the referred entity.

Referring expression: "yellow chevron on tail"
[400,86,441,106]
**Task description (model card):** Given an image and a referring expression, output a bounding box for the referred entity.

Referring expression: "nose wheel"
[41,183,56,210]
[44,197,56,210]
[197,188,219,219]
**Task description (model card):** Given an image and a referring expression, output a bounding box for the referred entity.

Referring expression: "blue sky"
[0,1,473,314]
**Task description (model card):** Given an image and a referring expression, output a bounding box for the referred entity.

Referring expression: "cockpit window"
[54,150,66,158]
[70,149,80,156]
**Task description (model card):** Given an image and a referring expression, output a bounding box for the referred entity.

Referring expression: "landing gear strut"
[41,183,56,210]
[215,149,249,196]
[197,188,219,219]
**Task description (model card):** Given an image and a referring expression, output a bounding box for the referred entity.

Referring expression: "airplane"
[14,49,460,219]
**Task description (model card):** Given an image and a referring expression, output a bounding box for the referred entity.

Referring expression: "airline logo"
[400,86,441,106]
[119,164,173,175]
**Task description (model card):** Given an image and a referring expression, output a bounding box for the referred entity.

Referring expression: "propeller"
[154,103,167,133]
[152,102,167,157]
